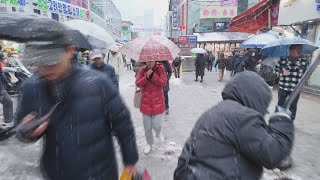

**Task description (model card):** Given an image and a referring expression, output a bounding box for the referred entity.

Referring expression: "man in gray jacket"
[174,71,294,180]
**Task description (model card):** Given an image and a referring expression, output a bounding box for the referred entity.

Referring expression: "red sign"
[179,25,186,30]
[178,36,188,44]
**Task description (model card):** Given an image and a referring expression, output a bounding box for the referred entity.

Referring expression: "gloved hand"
[275,106,292,120]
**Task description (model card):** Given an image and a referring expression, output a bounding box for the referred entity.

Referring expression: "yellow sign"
[200,0,238,19]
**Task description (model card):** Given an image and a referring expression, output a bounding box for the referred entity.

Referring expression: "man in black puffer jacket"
[17,34,138,179]
[174,71,294,180]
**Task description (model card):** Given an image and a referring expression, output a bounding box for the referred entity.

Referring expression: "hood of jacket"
[222,71,272,115]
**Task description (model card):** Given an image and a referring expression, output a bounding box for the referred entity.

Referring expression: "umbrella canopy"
[241,33,279,49]
[63,19,115,52]
[67,30,92,50]
[261,56,280,68]
[190,48,207,54]
[260,37,318,57]
[119,36,180,62]
[0,13,70,44]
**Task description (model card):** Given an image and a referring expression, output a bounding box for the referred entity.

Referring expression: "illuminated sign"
[1,0,26,6]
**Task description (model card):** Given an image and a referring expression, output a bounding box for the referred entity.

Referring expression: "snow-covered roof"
[194,32,253,43]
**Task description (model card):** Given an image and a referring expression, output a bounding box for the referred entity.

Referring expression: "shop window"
[51,13,59,21]
[12,7,16,12]
[34,9,41,15]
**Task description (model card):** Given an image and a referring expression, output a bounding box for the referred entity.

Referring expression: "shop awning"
[194,32,253,43]
[228,0,280,34]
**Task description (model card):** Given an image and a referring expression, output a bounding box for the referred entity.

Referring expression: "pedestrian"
[215,52,227,81]
[195,54,206,82]
[131,59,136,72]
[207,51,214,72]
[274,44,309,169]
[243,49,258,72]
[161,61,172,115]
[105,50,123,80]
[174,71,294,180]
[135,61,167,154]
[17,35,138,179]
[173,56,182,78]
[226,52,235,77]
[0,53,14,129]
[89,49,119,90]
[233,51,244,75]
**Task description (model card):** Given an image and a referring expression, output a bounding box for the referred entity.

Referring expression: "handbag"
[134,87,142,109]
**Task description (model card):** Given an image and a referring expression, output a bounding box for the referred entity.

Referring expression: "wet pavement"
[0,69,320,180]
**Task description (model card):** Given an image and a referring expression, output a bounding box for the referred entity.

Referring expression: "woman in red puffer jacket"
[136,61,167,154]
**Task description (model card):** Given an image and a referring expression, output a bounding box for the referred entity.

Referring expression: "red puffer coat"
[136,64,167,115]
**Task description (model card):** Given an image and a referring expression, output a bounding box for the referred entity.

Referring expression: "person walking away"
[173,56,182,78]
[233,51,244,76]
[161,61,172,115]
[274,44,309,169]
[17,35,138,179]
[243,49,258,72]
[207,52,214,72]
[174,71,294,180]
[215,53,227,81]
[136,61,167,154]
[89,49,119,90]
[0,53,14,129]
[226,52,235,77]
[195,54,206,82]
[105,50,123,81]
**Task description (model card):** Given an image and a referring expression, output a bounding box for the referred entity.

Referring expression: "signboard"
[171,0,179,30]
[214,22,228,32]
[178,36,197,56]
[37,0,90,20]
[1,0,26,6]
[200,0,238,19]
[278,0,320,25]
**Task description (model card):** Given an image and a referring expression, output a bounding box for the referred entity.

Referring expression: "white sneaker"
[144,144,152,154]
[1,122,14,129]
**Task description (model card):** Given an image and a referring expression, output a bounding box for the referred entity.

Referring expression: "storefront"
[278,0,320,88]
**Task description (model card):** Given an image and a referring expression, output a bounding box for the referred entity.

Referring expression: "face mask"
[93,61,104,68]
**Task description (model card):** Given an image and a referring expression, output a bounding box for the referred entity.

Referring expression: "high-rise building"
[144,9,155,27]
[91,0,122,38]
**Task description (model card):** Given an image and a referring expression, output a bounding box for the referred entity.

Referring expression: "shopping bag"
[132,169,150,180]
[120,168,133,180]
[134,88,142,109]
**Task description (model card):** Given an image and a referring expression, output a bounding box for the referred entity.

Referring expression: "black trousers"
[277,88,300,120]
[164,90,169,110]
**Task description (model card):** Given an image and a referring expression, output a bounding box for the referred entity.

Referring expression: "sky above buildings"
[113,0,169,26]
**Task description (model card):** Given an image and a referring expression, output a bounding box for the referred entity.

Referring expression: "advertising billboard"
[178,36,197,56]
[200,0,238,19]
[37,0,90,20]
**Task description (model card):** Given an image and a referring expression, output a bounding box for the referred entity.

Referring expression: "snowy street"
[0,70,320,180]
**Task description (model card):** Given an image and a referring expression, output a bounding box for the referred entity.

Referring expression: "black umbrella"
[0,12,69,43]
[67,30,92,50]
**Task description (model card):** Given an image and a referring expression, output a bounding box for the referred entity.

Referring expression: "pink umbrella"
[119,36,180,62]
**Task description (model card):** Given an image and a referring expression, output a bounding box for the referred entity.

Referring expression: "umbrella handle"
[283,54,320,109]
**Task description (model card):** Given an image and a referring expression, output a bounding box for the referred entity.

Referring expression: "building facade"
[278,0,320,90]
[90,0,122,39]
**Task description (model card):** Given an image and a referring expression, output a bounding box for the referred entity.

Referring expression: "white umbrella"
[63,20,115,52]
[191,48,207,54]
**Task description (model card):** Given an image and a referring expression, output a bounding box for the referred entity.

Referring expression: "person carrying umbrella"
[273,44,309,169]
[195,54,206,82]
[89,49,119,90]
[2,16,139,179]
[136,61,167,154]
[174,71,294,180]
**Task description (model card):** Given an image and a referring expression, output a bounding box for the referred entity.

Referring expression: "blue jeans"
[277,89,300,120]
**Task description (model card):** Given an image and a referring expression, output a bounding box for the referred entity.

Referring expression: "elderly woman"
[135,61,167,154]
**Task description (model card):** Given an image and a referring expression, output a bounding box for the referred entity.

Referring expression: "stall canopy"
[228,0,280,34]
[194,32,252,43]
